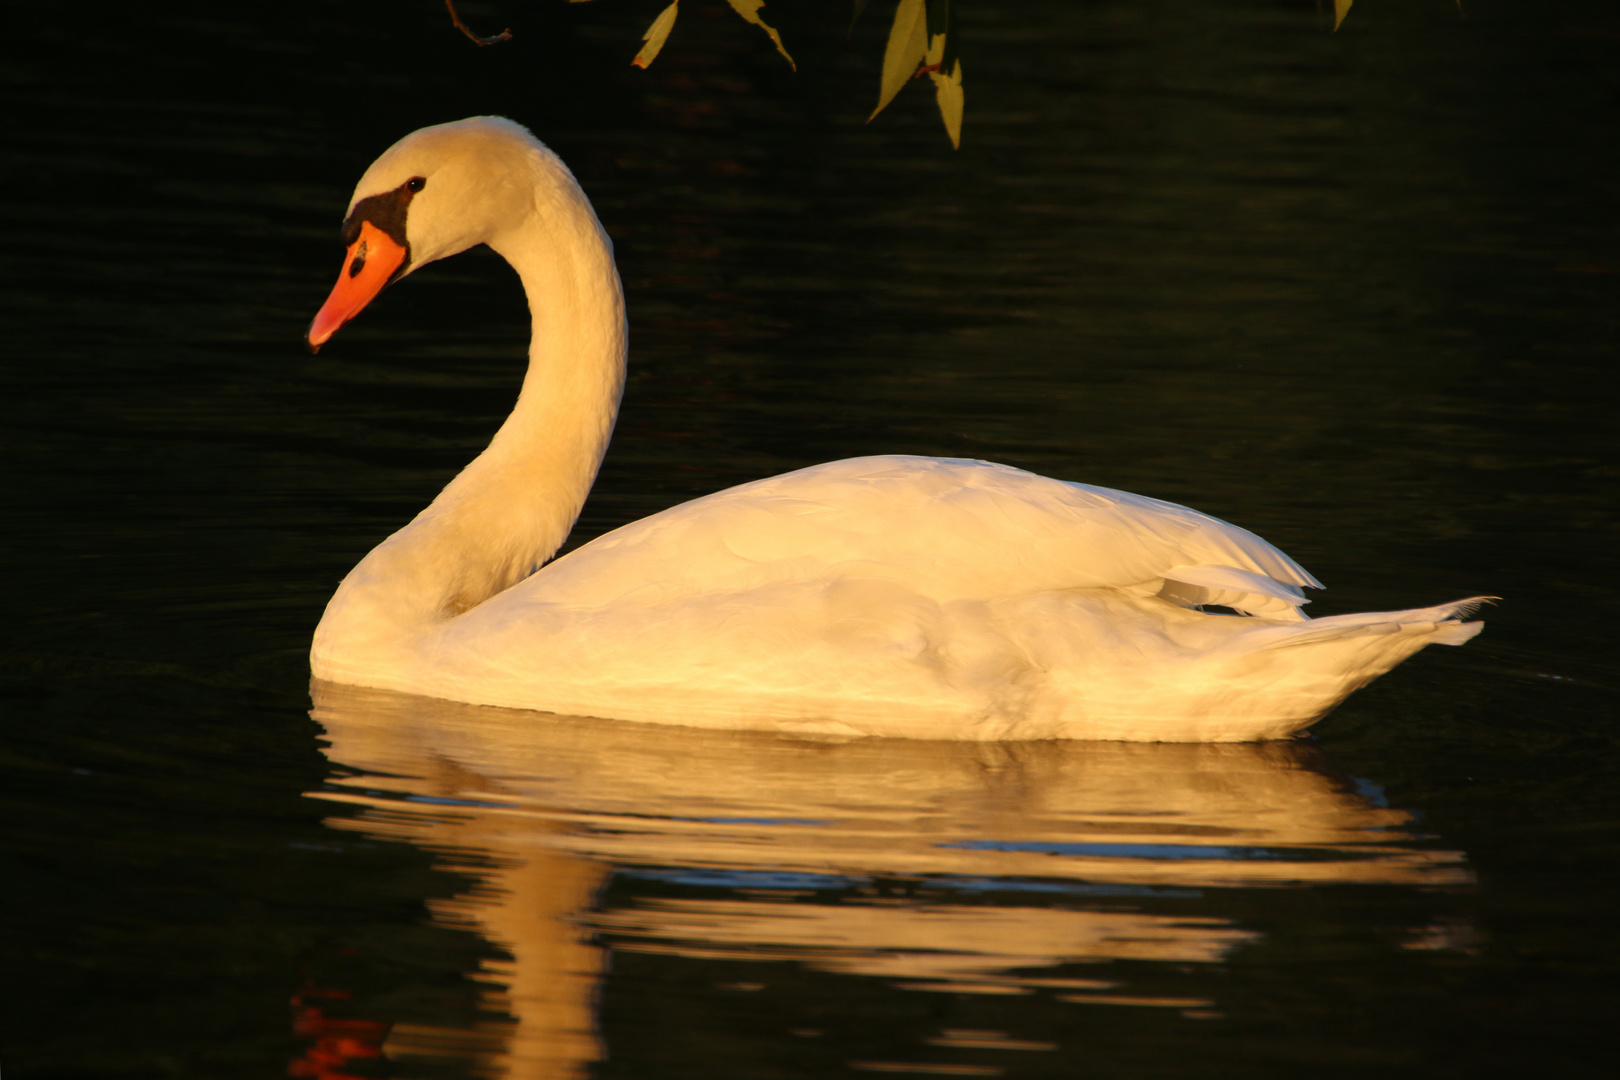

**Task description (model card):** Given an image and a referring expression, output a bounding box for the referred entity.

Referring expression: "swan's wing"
[512,456,1320,618]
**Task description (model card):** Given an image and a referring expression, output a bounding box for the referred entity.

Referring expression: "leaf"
[632,1,680,69]
[725,0,796,71]
[925,0,955,73]
[1333,0,1352,31]
[870,0,928,121]
[926,46,962,148]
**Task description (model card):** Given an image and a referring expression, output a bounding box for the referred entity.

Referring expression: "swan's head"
[306,116,557,352]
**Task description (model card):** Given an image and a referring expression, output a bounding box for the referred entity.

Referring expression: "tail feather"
[1436,596,1496,622]
[1249,596,1494,652]
[1427,618,1485,646]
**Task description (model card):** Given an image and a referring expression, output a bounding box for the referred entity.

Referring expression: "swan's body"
[307,117,1485,741]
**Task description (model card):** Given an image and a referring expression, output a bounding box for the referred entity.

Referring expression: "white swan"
[305,116,1486,742]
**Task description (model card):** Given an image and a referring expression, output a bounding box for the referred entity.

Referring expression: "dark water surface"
[3,1,1617,1076]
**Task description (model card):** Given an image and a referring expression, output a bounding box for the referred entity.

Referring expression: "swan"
[304,116,1486,742]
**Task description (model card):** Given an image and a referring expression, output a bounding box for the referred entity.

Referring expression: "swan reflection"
[306,682,1472,1078]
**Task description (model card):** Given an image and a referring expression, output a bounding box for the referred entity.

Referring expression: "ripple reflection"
[307,681,1473,1078]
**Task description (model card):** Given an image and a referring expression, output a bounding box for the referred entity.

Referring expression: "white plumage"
[306,117,1486,741]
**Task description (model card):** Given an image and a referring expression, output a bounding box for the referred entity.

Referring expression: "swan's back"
[517,456,1319,613]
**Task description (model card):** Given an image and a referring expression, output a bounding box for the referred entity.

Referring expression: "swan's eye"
[406,177,426,193]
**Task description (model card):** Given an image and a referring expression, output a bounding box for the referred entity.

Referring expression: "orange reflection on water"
[289,986,389,1080]
[306,682,1474,1078]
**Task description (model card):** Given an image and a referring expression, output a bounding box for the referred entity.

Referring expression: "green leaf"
[632,1,680,68]
[725,0,796,71]
[930,63,963,148]
[926,0,956,74]
[1333,0,1352,31]
[870,0,928,121]
[924,35,962,148]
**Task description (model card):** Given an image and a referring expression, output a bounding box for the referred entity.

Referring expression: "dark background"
[2,0,1617,1076]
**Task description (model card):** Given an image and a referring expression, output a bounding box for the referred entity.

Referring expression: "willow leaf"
[870,0,928,121]
[632,1,680,68]
[726,0,796,70]
[930,61,963,148]
[924,34,962,148]
[927,0,957,74]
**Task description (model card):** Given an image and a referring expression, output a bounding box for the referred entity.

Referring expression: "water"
[2,0,1616,1076]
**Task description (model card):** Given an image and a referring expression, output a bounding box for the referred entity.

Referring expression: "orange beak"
[305,221,409,353]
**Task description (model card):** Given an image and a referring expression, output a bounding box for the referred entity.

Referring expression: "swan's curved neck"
[322,175,626,644]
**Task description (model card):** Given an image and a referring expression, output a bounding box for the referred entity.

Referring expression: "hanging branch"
[446,0,513,46]
[434,2,1462,151]
[868,0,962,148]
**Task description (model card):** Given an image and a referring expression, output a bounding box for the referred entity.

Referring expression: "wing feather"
[510,456,1321,615]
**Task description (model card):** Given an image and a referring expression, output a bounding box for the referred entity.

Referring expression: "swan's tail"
[982,591,1496,741]
[1245,596,1494,652]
